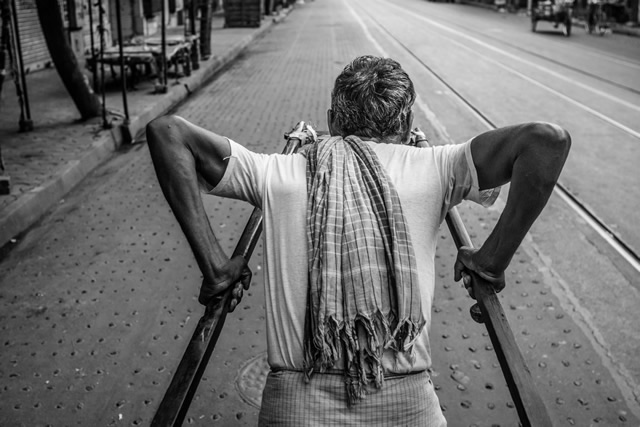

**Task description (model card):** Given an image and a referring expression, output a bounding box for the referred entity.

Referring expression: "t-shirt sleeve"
[436,139,501,215]
[207,138,268,208]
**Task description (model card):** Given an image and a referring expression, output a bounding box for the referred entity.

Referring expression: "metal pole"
[87,0,98,91]
[98,0,110,129]
[10,0,32,132]
[189,0,199,71]
[114,0,129,122]
[190,0,196,35]
[183,2,187,38]
[160,0,168,92]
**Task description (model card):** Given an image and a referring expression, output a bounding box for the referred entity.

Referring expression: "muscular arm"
[146,115,250,307]
[457,122,571,282]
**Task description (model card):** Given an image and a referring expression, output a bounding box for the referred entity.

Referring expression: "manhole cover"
[235,352,269,409]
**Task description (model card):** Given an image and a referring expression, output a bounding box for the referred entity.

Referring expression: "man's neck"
[353,134,405,145]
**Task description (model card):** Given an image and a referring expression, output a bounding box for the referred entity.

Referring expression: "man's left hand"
[409,128,430,147]
[198,255,252,312]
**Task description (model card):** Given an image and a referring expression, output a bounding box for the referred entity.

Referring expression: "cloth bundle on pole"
[303,135,425,405]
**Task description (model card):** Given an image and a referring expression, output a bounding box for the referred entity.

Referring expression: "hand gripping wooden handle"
[445,208,552,427]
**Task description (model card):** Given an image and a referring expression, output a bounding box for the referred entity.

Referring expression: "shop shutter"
[16,1,50,71]
[14,0,74,72]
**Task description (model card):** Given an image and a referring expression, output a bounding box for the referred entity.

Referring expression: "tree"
[35,0,101,120]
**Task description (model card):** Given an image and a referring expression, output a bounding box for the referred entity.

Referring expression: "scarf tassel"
[307,311,423,405]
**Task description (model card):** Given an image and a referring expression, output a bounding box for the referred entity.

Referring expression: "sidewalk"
[0,8,291,249]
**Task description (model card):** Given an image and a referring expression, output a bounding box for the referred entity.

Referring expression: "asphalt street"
[1,0,639,425]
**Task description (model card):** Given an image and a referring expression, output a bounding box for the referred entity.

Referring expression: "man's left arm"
[454,122,571,292]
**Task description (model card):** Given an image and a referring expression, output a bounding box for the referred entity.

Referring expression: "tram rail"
[407,6,640,97]
[459,31,640,96]
[354,0,640,274]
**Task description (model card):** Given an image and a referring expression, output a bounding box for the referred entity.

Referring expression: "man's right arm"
[146,115,250,308]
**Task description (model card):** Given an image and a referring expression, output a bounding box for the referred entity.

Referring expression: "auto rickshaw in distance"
[531,0,575,36]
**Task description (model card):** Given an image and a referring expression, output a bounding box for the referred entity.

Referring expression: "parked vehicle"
[531,0,574,36]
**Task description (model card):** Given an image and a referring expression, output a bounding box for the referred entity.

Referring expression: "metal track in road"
[385,2,640,126]
[466,31,640,96]
[411,13,640,97]
[480,34,640,95]
[351,0,640,274]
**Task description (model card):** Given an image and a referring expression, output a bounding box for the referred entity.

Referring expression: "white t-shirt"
[210,138,498,373]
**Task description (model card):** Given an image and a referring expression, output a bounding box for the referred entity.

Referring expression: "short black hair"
[331,56,416,139]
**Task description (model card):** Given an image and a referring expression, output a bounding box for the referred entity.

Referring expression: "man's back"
[210,137,497,372]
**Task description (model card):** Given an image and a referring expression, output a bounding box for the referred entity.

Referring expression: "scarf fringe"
[304,310,425,404]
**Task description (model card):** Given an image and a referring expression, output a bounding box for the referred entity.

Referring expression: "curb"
[0,9,292,249]
[0,133,117,249]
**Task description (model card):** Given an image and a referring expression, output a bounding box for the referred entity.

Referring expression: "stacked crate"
[224,0,264,28]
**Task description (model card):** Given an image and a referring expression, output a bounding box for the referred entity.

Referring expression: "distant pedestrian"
[146,55,570,426]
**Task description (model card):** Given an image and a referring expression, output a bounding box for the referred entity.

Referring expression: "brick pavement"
[0,0,638,426]
[0,10,290,249]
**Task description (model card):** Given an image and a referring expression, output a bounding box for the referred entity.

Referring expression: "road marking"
[375,0,640,130]
[341,0,388,56]
[342,0,454,143]
[394,0,640,112]
[349,0,640,269]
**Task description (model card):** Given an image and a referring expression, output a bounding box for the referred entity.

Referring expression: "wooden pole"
[445,208,552,426]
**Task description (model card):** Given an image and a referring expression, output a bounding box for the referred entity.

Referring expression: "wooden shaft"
[445,208,551,427]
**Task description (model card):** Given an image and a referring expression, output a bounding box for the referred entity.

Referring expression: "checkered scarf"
[303,135,425,405]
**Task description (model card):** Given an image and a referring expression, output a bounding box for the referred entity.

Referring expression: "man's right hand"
[198,255,252,312]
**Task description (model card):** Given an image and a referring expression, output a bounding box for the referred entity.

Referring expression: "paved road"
[1,0,638,425]
[355,0,640,254]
